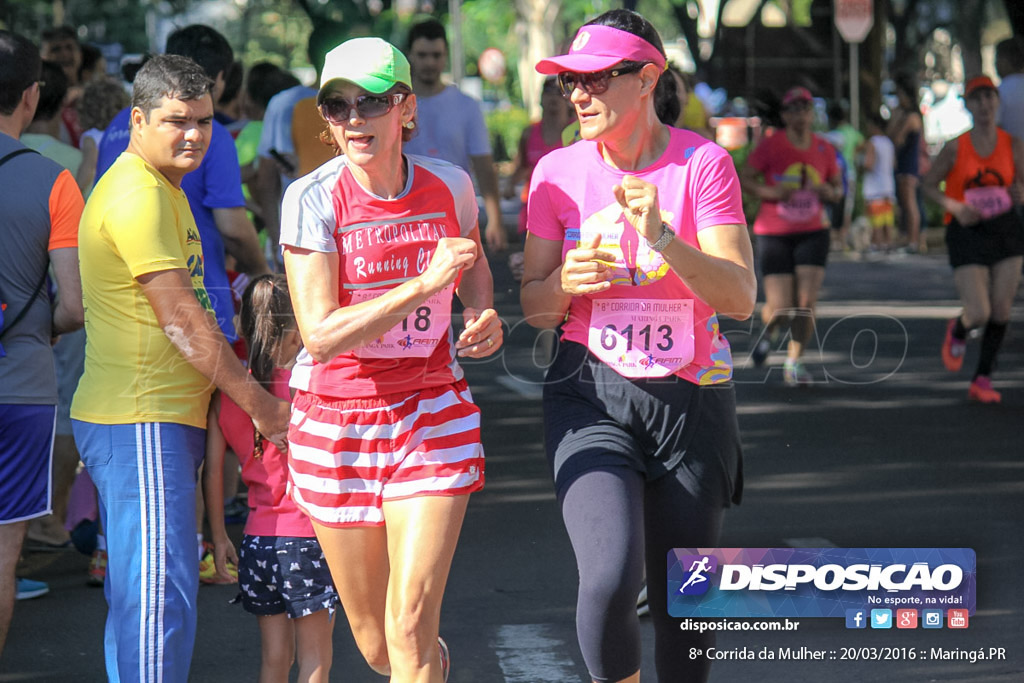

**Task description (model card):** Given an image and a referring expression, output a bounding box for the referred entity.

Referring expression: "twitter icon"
[870,609,892,629]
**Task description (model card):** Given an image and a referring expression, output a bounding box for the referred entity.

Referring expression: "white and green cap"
[318,37,412,101]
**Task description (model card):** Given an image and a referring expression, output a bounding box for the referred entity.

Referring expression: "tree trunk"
[863,0,887,121]
[1003,0,1024,37]
[956,0,985,78]
[669,1,703,72]
[515,0,560,118]
[889,0,920,74]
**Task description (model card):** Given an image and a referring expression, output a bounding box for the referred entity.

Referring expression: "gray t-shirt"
[0,134,75,404]
[403,85,491,179]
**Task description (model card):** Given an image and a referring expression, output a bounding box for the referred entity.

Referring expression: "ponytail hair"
[239,274,294,388]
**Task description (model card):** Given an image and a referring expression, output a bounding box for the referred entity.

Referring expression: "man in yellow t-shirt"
[70,55,289,682]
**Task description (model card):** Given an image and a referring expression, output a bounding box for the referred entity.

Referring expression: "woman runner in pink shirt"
[521,9,755,683]
[741,86,842,385]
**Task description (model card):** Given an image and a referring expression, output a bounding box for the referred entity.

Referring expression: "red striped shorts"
[287,380,485,527]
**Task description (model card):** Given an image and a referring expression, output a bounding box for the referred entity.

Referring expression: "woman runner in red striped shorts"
[279,37,502,682]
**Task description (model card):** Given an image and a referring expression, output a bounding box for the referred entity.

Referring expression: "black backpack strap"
[0,147,38,168]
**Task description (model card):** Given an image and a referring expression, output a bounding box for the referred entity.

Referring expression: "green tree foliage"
[234,0,315,72]
[2,0,151,49]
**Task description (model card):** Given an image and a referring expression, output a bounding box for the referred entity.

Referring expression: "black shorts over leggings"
[758,229,831,276]
[542,341,743,682]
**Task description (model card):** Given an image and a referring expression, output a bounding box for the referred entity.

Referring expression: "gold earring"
[403,121,415,129]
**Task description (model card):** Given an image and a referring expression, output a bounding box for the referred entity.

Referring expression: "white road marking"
[493,624,582,682]
[784,537,838,548]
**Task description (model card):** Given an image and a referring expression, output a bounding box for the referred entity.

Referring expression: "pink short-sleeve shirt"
[527,127,746,385]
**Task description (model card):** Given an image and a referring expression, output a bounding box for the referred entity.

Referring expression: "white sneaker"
[783,359,812,386]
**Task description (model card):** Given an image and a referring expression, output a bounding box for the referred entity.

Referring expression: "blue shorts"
[0,404,56,523]
[237,535,338,618]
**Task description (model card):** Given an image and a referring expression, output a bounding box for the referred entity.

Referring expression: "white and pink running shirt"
[280,154,478,398]
[527,127,745,385]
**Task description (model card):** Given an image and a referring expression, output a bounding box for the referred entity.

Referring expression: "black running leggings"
[559,466,724,682]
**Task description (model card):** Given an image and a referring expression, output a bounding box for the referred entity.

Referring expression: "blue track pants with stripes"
[73,420,204,683]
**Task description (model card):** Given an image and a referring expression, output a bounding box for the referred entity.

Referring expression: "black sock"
[952,316,968,340]
[974,321,1008,379]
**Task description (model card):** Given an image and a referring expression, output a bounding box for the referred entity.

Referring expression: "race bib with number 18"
[350,285,453,358]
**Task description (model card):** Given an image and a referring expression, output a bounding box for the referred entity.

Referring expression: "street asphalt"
[4,246,1022,682]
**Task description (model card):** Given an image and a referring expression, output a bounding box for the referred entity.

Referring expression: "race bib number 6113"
[587,298,695,378]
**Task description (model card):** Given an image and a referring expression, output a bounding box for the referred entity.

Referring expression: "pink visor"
[781,86,813,107]
[536,25,666,75]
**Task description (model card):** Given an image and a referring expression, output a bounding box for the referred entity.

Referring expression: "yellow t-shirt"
[72,153,214,428]
[561,120,581,147]
[679,95,708,131]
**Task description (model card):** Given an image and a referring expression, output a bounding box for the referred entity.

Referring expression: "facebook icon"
[846,609,867,629]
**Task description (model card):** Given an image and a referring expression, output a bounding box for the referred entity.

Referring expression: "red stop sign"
[834,0,874,43]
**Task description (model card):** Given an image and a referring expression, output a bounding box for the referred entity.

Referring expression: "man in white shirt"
[404,19,507,250]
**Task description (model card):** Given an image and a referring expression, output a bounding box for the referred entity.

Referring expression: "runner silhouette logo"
[678,554,718,595]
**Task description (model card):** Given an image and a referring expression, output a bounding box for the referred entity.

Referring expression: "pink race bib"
[963,186,1012,220]
[777,189,821,223]
[351,285,453,358]
[587,298,695,378]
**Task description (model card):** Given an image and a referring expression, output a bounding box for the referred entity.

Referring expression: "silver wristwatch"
[646,223,675,252]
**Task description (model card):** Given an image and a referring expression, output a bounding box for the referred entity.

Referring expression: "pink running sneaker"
[942,319,966,372]
[438,636,450,682]
[967,376,1001,404]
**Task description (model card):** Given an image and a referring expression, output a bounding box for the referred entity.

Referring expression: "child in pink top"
[204,274,336,683]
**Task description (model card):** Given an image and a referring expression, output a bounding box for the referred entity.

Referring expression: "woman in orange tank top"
[923,75,1024,404]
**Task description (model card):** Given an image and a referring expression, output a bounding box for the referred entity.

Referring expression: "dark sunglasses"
[319,92,407,124]
[557,62,647,98]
